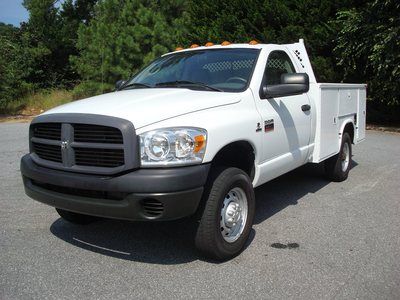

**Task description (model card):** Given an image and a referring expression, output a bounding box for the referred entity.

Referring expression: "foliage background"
[0,0,399,123]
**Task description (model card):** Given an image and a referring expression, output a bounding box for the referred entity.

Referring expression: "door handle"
[301,104,311,112]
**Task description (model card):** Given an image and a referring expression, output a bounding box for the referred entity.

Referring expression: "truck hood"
[43,88,241,129]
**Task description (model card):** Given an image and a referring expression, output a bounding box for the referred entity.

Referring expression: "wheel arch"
[209,140,256,180]
[340,120,355,144]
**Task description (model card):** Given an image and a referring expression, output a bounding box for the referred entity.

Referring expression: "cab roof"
[163,39,306,56]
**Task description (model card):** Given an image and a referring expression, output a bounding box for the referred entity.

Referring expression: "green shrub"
[72,81,113,100]
[0,89,74,115]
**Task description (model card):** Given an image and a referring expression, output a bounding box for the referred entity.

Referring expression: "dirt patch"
[0,115,35,123]
[366,124,400,134]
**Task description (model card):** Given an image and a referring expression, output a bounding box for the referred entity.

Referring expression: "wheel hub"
[224,202,241,227]
[220,187,248,243]
[341,142,350,172]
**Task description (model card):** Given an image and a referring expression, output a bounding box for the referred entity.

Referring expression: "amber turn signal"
[194,135,206,153]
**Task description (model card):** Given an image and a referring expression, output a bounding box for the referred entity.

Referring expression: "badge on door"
[264,119,274,132]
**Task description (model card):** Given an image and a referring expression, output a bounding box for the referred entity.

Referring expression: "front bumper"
[21,154,210,221]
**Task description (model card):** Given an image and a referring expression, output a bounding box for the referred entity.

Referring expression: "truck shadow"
[255,160,358,224]
[50,161,357,264]
[255,162,342,224]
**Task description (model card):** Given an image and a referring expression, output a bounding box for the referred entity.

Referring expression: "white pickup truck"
[21,39,366,260]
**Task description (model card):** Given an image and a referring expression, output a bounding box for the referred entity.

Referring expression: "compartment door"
[318,88,339,160]
[356,88,366,142]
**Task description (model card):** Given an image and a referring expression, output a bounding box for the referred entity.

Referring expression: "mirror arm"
[115,80,126,91]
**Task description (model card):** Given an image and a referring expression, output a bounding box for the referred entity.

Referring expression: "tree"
[335,0,400,111]
[183,0,360,82]
[21,0,98,88]
[21,0,62,87]
[59,0,98,82]
[0,23,32,108]
[71,0,186,91]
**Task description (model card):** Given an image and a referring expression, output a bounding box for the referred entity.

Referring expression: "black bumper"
[21,154,210,221]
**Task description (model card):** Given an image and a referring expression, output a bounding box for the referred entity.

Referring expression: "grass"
[1,81,113,116]
[1,89,74,116]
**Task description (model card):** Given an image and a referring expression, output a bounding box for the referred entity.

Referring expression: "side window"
[264,51,296,85]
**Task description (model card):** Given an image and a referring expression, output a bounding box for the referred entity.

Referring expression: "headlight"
[139,127,207,167]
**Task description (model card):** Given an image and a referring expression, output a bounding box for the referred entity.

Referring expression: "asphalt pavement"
[1,122,399,299]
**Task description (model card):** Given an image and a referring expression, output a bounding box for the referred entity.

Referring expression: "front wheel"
[325,132,352,182]
[195,167,255,260]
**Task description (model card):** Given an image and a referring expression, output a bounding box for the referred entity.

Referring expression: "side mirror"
[115,79,126,90]
[261,73,309,98]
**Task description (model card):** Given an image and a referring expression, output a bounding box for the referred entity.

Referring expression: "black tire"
[56,208,99,225]
[324,132,352,182]
[195,167,255,260]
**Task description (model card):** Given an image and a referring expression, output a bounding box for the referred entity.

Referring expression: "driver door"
[255,50,312,181]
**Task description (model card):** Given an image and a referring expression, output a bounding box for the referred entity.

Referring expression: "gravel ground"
[1,123,399,300]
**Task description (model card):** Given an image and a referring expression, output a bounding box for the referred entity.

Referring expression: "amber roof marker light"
[249,40,259,45]
[221,41,231,46]
[175,47,184,51]
[190,44,199,48]
[205,42,214,47]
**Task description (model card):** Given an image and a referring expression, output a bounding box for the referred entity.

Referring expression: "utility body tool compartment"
[312,83,366,163]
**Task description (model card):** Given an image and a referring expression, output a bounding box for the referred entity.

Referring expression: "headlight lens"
[144,133,170,161]
[139,127,207,167]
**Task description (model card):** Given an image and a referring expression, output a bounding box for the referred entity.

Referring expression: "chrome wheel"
[341,142,350,172]
[220,187,248,243]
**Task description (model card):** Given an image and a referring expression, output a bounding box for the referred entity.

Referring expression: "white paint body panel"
[310,83,367,163]
[43,89,241,129]
[41,40,367,187]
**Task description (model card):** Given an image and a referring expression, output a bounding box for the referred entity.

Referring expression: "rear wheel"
[325,132,352,182]
[195,167,255,260]
[56,208,99,225]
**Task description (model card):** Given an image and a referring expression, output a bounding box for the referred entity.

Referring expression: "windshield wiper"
[155,81,223,92]
[119,82,152,90]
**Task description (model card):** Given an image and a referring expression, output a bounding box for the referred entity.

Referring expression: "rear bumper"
[21,154,210,221]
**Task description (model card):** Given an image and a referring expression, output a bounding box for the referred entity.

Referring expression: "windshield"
[124,48,260,92]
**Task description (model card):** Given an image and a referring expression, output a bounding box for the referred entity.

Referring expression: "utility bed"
[311,83,367,163]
